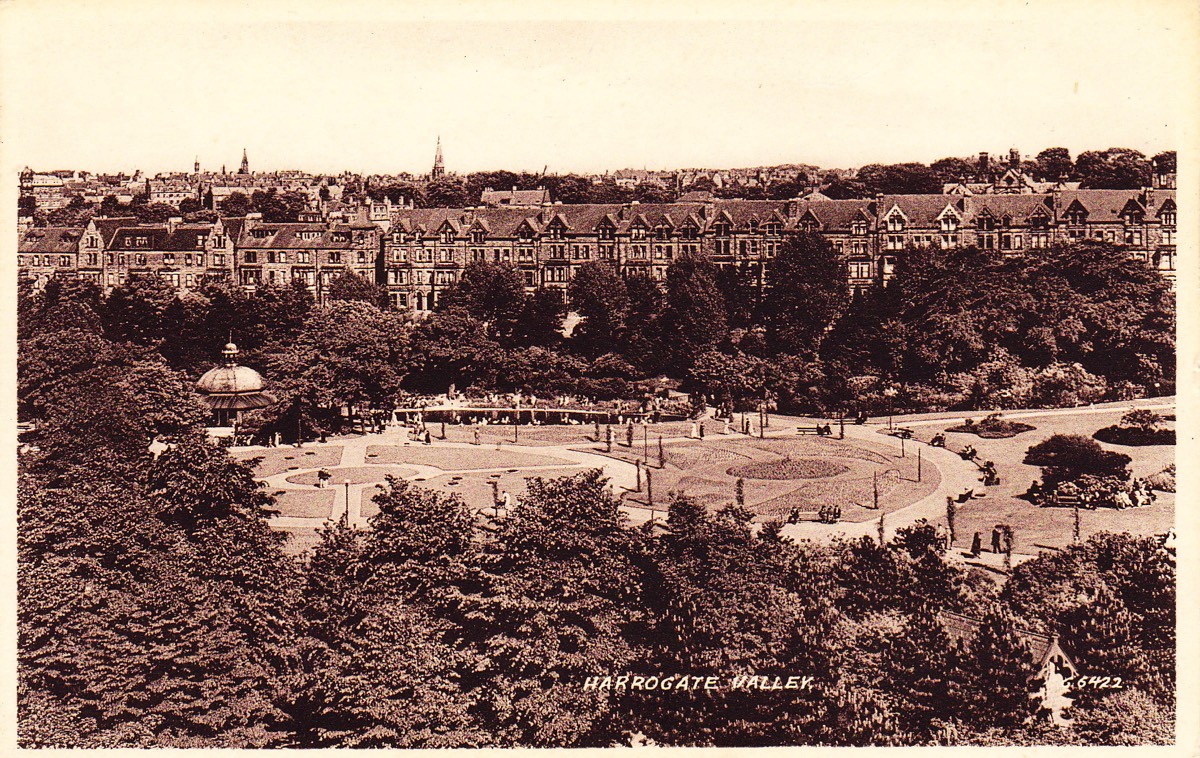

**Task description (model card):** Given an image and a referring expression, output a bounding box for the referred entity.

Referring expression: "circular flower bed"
[727,458,849,480]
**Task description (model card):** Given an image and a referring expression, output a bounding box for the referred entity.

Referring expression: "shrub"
[1093,409,1174,446]
[947,413,1035,439]
[1024,434,1131,485]
[1030,363,1108,407]
[1145,465,1175,493]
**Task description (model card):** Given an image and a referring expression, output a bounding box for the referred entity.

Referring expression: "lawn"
[364,445,570,470]
[286,465,419,486]
[608,435,938,522]
[910,406,1174,554]
[232,445,344,477]
[269,488,336,519]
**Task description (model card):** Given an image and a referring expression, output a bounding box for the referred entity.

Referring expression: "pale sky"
[1,0,1196,176]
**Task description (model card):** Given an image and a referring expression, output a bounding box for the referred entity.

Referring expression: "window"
[763,222,782,236]
[297,251,311,263]
[850,221,867,236]
[195,235,207,248]
[630,226,646,240]
[1124,229,1143,245]
[329,252,341,263]
[1163,228,1176,245]
[164,273,179,287]
[87,253,98,266]
[357,250,366,264]
[713,222,731,237]
[186,273,195,287]
[977,215,996,232]
[213,254,225,266]
[442,230,455,244]
[244,251,257,263]
[136,254,148,266]
[1029,233,1049,249]
[439,248,451,262]
[212,235,224,247]
[886,215,905,232]
[598,225,614,241]
[715,239,731,255]
[1161,210,1176,227]
[60,255,71,267]
[940,215,958,232]
[164,253,175,264]
[886,235,904,251]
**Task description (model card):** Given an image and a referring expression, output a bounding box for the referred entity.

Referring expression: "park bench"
[796,425,824,435]
[1052,493,1082,508]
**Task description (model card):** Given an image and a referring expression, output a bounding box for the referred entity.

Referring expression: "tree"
[761,232,847,355]
[659,253,728,371]
[463,470,646,746]
[856,163,941,195]
[1023,434,1131,485]
[568,262,630,357]
[424,178,467,208]
[1033,148,1073,182]
[436,261,527,344]
[1074,148,1150,189]
[404,309,505,394]
[955,607,1045,728]
[930,156,976,183]
[247,301,410,441]
[178,197,203,215]
[219,192,253,217]
[326,270,387,307]
[512,287,565,348]
[878,608,960,741]
[19,193,38,217]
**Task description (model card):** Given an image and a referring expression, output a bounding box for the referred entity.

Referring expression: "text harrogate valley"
[581,674,817,692]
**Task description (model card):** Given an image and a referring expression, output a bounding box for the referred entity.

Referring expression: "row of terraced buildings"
[19,189,1177,309]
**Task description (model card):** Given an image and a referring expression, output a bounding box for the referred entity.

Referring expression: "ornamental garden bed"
[727,458,849,480]
[1092,425,1175,446]
[946,413,1035,439]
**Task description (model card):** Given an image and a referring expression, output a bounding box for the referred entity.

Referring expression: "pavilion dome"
[196,343,274,412]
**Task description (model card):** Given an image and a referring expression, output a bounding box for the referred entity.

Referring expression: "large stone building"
[18,189,1177,309]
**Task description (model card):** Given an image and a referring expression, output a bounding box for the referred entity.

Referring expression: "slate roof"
[1056,190,1145,221]
[480,188,550,207]
[20,227,83,253]
[938,611,1075,675]
[881,195,966,227]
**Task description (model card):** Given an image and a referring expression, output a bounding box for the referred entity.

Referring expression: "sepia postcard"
[1,0,1196,753]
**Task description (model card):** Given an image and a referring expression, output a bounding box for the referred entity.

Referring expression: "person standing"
[699,422,705,440]
[970,531,982,556]
[991,526,1002,554]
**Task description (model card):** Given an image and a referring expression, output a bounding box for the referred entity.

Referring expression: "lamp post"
[643,423,649,465]
[344,479,351,521]
[883,387,898,430]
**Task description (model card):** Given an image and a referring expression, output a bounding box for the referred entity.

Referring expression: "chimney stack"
[167,216,182,234]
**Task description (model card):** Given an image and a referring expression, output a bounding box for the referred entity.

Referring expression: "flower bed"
[1092,425,1175,446]
[727,458,849,480]
[946,413,1035,439]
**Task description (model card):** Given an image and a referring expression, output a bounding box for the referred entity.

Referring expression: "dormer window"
[681,225,698,240]
[713,222,731,237]
[630,226,646,240]
[763,222,782,236]
[546,224,564,240]
[470,230,485,244]
[655,225,670,240]
[1123,211,1144,225]
[1029,213,1049,230]
[940,215,958,232]
[518,226,534,242]
[850,221,867,236]
[1161,210,1176,226]
[598,224,614,241]
[886,214,905,232]
[976,215,996,231]
[441,229,455,244]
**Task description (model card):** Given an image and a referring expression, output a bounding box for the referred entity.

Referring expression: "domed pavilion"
[196,343,274,427]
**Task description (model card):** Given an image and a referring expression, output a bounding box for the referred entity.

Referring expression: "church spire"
[239,148,249,175]
[431,136,445,179]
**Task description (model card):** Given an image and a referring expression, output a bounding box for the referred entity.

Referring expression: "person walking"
[970,531,982,556]
[991,526,1002,554]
